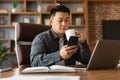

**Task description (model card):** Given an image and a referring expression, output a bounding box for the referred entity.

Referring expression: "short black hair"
[50,5,70,17]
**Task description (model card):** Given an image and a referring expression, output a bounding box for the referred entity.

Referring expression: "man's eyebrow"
[58,18,62,19]
[66,17,70,19]
[58,17,70,19]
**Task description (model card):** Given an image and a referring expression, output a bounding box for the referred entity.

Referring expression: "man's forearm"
[30,51,61,66]
[76,41,91,64]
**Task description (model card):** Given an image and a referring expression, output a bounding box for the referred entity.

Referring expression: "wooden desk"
[1,68,120,80]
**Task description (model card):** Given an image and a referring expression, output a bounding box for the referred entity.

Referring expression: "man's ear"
[49,18,53,25]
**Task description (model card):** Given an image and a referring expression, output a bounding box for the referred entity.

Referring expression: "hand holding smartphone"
[67,36,78,46]
[65,29,78,46]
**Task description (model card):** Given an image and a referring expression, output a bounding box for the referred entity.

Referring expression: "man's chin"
[59,29,67,33]
[61,31,65,33]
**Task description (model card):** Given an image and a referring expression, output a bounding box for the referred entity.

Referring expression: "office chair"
[15,23,51,68]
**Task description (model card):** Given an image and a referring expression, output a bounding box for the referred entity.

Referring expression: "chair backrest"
[15,23,51,68]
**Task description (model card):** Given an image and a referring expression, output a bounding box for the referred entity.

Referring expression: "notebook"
[79,40,120,70]
[22,65,76,73]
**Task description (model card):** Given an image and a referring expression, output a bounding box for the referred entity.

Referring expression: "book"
[0,8,8,13]
[22,65,76,73]
[0,66,12,72]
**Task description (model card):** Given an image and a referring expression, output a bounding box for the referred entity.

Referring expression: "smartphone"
[67,36,78,46]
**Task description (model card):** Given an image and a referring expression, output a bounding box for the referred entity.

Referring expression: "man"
[30,5,91,67]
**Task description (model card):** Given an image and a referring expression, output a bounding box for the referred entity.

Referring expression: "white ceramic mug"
[65,29,76,41]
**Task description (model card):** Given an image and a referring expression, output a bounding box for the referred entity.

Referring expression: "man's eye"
[65,20,69,22]
[57,20,70,23]
[58,20,62,22]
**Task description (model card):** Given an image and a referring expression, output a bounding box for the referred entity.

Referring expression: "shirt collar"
[49,29,60,40]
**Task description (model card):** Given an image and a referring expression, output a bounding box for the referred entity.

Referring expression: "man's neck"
[58,33,64,38]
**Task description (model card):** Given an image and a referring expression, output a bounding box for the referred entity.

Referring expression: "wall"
[88,3,120,49]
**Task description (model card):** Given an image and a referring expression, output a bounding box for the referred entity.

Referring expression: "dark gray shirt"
[30,29,91,67]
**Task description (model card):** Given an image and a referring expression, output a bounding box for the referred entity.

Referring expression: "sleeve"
[30,35,61,67]
[76,40,91,65]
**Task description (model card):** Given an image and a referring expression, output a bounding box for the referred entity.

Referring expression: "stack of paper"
[1,75,80,80]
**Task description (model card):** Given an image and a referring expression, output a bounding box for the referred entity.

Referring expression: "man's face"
[50,12,70,37]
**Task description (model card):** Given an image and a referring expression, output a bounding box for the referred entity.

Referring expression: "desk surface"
[1,68,120,80]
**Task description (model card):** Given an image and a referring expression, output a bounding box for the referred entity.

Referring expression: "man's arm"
[30,35,61,67]
[76,40,91,65]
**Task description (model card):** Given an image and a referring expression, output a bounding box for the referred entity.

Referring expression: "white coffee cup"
[65,29,76,41]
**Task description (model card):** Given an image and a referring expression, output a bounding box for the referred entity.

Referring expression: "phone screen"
[67,36,78,46]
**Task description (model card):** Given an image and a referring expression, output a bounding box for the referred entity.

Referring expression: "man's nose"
[61,21,66,25]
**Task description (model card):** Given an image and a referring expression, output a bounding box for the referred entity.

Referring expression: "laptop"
[0,66,12,72]
[78,40,120,70]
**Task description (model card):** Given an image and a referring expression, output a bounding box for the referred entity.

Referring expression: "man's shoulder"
[32,29,51,43]
[37,29,51,37]
[34,29,58,42]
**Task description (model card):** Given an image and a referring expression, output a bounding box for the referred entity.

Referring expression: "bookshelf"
[0,0,89,68]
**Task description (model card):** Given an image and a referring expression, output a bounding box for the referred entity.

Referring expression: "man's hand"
[60,45,77,59]
[75,30,85,43]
